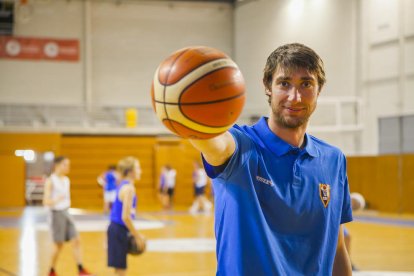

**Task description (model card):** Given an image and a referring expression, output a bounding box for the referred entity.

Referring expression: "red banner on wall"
[0,36,79,62]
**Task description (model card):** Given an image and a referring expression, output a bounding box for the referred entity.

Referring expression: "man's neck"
[267,118,307,148]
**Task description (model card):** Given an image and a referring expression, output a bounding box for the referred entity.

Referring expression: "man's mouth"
[285,106,305,112]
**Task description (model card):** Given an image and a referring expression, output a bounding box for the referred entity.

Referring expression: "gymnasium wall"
[359,0,414,154]
[0,0,233,107]
[1,0,413,156]
[0,132,413,213]
[0,156,25,207]
[60,135,157,208]
[60,135,203,208]
[347,155,414,213]
[0,132,204,209]
[0,1,84,105]
[234,0,414,155]
[0,133,61,207]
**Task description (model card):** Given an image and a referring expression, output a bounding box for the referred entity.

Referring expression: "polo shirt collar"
[251,117,319,158]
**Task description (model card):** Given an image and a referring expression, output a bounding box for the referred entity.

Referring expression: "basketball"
[151,46,246,139]
[351,192,366,211]
[128,233,146,256]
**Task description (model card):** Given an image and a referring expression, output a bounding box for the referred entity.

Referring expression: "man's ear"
[265,88,272,97]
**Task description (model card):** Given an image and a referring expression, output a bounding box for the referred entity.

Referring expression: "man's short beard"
[274,112,309,129]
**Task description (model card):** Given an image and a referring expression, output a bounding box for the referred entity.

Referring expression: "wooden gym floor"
[0,206,414,276]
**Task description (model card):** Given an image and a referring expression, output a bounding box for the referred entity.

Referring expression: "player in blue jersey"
[190,43,353,275]
[107,156,146,276]
[97,164,119,214]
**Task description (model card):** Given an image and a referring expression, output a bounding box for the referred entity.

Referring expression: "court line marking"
[354,215,414,228]
[0,267,17,276]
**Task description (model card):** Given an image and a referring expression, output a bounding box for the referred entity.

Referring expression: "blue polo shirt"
[203,117,352,276]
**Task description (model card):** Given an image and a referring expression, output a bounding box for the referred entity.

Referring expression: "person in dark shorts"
[164,165,176,209]
[189,161,212,213]
[157,166,169,209]
[107,156,146,275]
[43,156,94,276]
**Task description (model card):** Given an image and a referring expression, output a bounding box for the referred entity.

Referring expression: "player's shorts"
[107,221,129,269]
[195,186,206,196]
[50,209,78,243]
[104,190,117,203]
[167,187,175,197]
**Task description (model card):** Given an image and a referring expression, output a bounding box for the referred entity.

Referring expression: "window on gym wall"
[379,114,414,154]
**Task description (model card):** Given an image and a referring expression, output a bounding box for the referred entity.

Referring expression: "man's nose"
[287,86,302,102]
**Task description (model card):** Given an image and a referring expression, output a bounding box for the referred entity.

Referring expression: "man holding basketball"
[189,43,353,275]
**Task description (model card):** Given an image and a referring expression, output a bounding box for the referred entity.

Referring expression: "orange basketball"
[151,46,245,139]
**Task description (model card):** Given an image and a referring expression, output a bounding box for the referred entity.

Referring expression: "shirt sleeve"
[340,155,353,224]
[202,126,254,180]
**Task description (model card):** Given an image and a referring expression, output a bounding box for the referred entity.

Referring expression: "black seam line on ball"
[155,92,245,106]
[159,57,230,86]
[162,49,190,136]
[163,117,231,130]
[178,66,237,104]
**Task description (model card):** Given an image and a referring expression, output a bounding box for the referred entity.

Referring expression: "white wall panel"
[368,82,400,117]
[0,0,84,105]
[403,0,414,37]
[368,44,399,80]
[235,0,357,112]
[91,1,233,107]
[404,78,414,112]
[404,40,414,75]
[308,132,357,155]
[361,82,399,154]
[310,105,337,126]
[0,61,83,105]
[368,0,399,44]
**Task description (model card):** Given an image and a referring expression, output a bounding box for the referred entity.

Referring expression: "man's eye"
[280,81,289,87]
[303,81,312,88]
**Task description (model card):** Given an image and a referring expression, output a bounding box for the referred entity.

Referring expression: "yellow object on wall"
[125,108,138,128]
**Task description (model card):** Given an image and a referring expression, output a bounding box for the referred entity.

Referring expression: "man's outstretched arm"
[189,131,235,166]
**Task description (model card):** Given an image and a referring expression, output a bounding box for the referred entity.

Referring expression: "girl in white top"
[48,173,71,210]
[43,156,93,276]
[165,166,177,189]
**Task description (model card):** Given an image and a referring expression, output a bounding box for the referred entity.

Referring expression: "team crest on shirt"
[319,183,331,208]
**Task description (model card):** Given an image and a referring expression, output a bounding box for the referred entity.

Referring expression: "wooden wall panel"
[0,156,25,207]
[61,135,157,209]
[402,155,414,213]
[347,155,413,214]
[347,156,377,196]
[375,156,400,212]
[153,138,205,206]
[0,132,411,213]
[61,135,205,209]
[0,133,61,208]
[0,133,61,155]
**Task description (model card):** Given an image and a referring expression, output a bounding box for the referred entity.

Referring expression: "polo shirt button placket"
[293,159,301,186]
